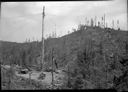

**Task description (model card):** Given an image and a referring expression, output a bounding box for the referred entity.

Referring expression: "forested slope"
[0,25,128,90]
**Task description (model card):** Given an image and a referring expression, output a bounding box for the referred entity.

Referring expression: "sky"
[0,0,127,43]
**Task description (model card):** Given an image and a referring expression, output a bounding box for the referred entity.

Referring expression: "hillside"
[1,25,128,90]
[1,26,127,68]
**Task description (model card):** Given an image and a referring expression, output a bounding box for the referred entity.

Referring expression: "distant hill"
[0,26,128,68]
[1,25,128,90]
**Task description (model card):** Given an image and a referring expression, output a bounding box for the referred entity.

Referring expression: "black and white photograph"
[0,0,128,91]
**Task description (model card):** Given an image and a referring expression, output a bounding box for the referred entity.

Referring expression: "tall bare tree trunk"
[8,56,12,90]
[41,6,45,70]
[104,14,105,28]
[0,2,1,18]
[51,48,54,89]
[95,16,97,27]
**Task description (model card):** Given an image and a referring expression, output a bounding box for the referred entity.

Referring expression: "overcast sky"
[0,0,127,43]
